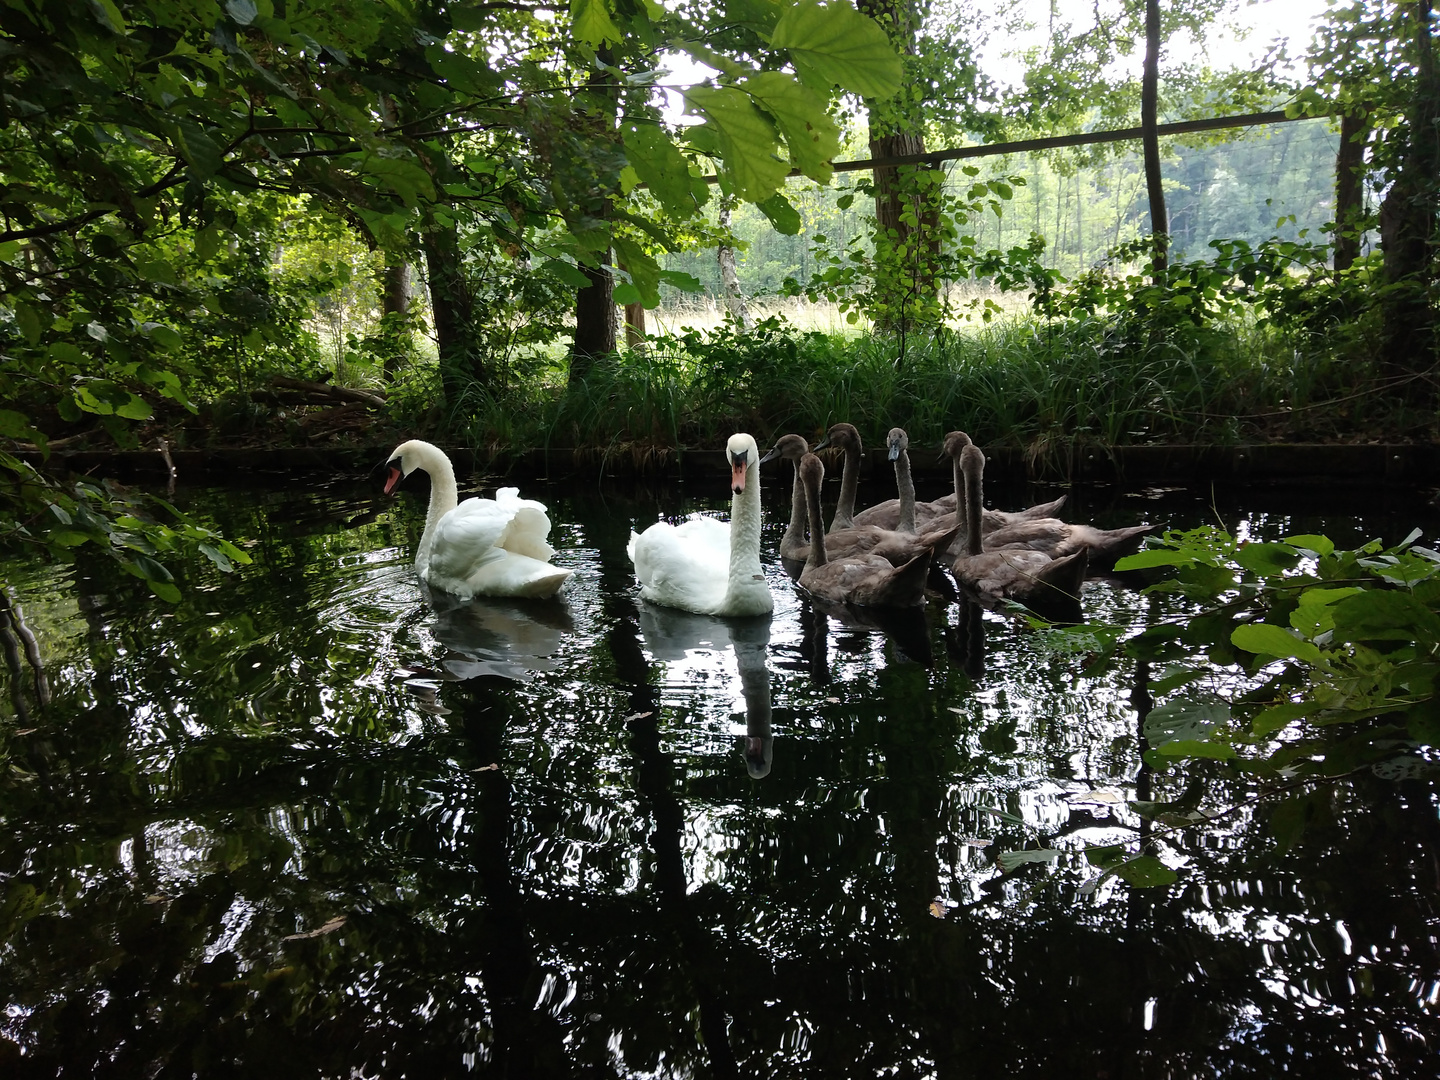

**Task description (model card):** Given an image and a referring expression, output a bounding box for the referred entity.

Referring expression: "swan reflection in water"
[636,603,773,778]
[402,584,575,706]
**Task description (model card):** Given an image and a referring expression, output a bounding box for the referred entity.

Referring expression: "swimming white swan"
[384,439,573,600]
[626,433,774,617]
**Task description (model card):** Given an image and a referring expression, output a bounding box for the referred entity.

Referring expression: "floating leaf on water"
[284,915,347,941]
[470,763,500,772]
[1070,790,1124,804]
[623,711,654,721]
[14,728,36,736]
[928,900,950,919]
[825,697,841,703]
[961,837,992,848]
[996,849,1061,872]
[145,894,170,904]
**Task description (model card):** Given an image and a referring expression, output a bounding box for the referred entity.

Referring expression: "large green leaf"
[571,0,623,46]
[1231,623,1322,664]
[771,0,902,100]
[743,71,839,182]
[622,121,703,218]
[757,191,801,234]
[684,86,788,202]
[1143,698,1229,746]
[1113,855,1179,887]
[1332,589,1440,643]
[612,236,662,307]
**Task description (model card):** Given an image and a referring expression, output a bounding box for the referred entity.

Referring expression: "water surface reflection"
[0,477,1435,1077]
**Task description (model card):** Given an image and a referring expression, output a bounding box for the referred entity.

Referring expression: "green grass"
[382,310,1436,463]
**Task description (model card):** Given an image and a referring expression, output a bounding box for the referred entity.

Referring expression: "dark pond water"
[1,465,1438,1078]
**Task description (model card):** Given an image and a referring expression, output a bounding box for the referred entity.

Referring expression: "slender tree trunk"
[623,299,646,349]
[717,196,753,331]
[1141,0,1169,284]
[1379,0,1438,386]
[381,259,411,379]
[422,221,487,406]
[1334,107,1368,273]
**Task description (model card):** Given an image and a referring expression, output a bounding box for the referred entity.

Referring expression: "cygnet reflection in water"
[411,582,575,684]
[635,603,773,779]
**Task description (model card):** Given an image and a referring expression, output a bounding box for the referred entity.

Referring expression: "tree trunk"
[717,196,753,331]
[1334,108,1368,273]
[1379,0,1439,386]
[1141,0,1168,284]
[422,221,487,406]
[623,300,646,349]
[381,259,411,379]
[570,254,616,386]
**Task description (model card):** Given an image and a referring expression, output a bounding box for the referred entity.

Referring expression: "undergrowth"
[386,311,1431,469]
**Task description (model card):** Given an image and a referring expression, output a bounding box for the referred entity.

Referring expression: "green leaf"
[771,0,903,100]
[1235,542,1303,575]
[1332,590,1440,643]
[1143,698,1229,745]
[571,0,623,46]
[1113,855,1178,887]
[1268,795,1311,852]
[1155,738,1236,760]
[14,304,43,345]
[0,409,39,440]
[175,120,224,177]
[90,0,128,33]
[996,849,1060,872]
[1231,623,1321,664]
[1114,549,1192,570]
[1252,702,1312,737]
[612,237,662,307]
[743,71,839,182]
[148,579,182,603]
[226,0,258,24]
[195,226,222,263]
[622,121,702,218]
[658,269,702,292]
[684,86,789,203]
[1283,533,1335,556]
[541,258,593,289]
[757,192,802,234]
[115,393,153,420]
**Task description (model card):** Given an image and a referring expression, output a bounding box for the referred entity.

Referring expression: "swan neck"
[726,461,764,587]
[416,445,459,563]
[782,462,807,552]
[832,442,860,531]
[804,469,828,569]
[895,449,916,533]
[962,455,984,557]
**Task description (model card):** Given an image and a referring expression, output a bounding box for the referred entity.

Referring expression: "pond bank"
[23,440,1440,488]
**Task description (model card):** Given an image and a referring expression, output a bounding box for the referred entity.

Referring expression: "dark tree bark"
[1333,108,1368,273]
[1379,0,1439,387]
[380,259,411,380]
[422,221,488,406]
[568,48,620,387]
[570,254,616,386]
[1141,0,1169,284]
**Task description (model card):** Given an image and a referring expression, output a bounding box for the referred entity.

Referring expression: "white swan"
[626,433,774,617]
[384,439,573,599]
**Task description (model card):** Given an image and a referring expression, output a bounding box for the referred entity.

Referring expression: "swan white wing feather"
[629,515,734,615]
[497,505,557,562]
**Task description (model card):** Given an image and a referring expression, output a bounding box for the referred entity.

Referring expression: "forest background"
[1,0,1438,583]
